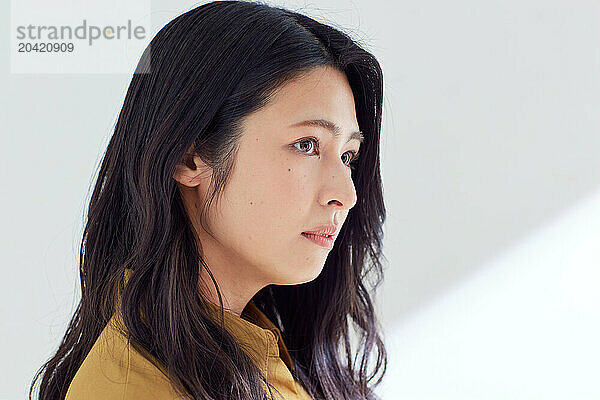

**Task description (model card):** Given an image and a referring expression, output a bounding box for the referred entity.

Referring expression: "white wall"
[1,0,599,399]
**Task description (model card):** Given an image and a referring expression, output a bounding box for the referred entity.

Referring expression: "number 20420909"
[18,42,74,52]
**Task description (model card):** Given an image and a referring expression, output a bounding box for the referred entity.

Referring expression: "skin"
[172,66,362,317]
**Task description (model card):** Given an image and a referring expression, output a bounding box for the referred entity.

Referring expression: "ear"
[173,153,211,187]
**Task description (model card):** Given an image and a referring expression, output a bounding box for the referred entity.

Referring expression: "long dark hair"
[30,1,387,399]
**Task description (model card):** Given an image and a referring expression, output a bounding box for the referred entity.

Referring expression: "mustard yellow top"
[65,269,313,399]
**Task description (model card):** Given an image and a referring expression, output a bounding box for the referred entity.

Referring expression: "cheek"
[224,159,309,226]
[270,166,309,203]
[257,171,309,229]
[242,147,311,205]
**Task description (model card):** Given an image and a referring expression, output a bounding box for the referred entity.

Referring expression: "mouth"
[301,232,335,249]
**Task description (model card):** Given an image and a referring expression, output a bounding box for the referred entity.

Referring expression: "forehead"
[271,66,356,118]
[242,66,360,136]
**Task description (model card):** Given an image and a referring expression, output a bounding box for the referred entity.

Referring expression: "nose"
[318,157,358,212]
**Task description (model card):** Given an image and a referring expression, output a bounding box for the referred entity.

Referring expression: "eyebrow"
[290,119,364,144]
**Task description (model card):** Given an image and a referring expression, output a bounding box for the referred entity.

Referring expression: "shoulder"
[65,315,184,400]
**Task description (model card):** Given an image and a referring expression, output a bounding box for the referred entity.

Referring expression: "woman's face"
[175,66,362,310]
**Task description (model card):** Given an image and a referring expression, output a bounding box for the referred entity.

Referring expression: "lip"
[301,232,335,249]
[302,224,338,236]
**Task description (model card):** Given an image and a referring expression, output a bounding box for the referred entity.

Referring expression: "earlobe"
[173,155,209,187]
[173,166,197,187]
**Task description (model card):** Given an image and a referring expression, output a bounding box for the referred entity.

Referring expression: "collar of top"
[121,268,295,373]
[203,295,296,373]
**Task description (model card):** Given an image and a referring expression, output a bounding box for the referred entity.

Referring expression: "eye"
[292,137,360,170]
[293,137,318,156]
[344,151,360,170]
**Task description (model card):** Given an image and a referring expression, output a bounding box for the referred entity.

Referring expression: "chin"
[275,264,324,286]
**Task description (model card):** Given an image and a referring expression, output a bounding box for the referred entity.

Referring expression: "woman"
[30,1,387,399]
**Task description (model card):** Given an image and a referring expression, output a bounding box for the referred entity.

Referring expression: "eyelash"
[292,137,360,170]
